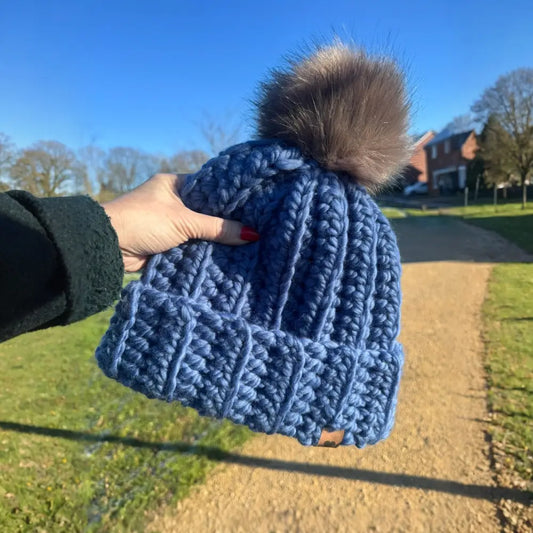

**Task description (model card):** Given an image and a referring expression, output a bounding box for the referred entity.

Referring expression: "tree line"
[0,114,242,202]
[0,136,214,201]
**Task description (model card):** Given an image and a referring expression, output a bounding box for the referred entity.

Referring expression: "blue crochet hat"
[96,44,411,447]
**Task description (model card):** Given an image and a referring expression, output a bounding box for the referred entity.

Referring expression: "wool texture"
[96,140,404,447]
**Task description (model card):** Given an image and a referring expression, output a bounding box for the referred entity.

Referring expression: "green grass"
[0,298,251,532]
[379,207,407,219]
[483,264,533,483]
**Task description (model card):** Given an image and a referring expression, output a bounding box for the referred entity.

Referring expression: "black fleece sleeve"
[0,191,124,342]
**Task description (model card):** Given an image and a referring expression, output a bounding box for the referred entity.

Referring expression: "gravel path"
[148,216,531,533]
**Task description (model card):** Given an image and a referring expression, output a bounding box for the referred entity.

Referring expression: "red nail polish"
[240,226,260,242]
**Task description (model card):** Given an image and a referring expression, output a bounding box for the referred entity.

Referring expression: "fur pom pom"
[255,44,412,193]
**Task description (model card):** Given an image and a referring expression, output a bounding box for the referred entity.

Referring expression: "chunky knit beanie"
[96,44,411,447]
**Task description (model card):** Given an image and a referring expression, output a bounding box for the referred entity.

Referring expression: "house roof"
[425,129,474,149]
[411,130,435,146]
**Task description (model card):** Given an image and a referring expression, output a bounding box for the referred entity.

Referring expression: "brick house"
[401,131,435,185]
[424,129,478,194]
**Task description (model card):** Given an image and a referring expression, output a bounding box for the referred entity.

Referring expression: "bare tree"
[156,150,208,175]
[0,133,15,191]
[200,111,242,155]
[472,68,533,208]
[77,145,107,197]
[157,157,173,174]
[10,141,79,197]
[167,149,209,174]
[100,147,158,199]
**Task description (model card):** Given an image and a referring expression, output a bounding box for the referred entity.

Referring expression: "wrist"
[102,202,123,244]
[102,202,146,272]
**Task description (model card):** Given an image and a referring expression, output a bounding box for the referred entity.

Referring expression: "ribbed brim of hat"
[96,279,403,447]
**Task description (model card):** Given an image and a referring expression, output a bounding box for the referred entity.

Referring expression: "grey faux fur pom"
[255,44,412,193]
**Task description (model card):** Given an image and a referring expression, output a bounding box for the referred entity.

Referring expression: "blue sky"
[1,0,532,156]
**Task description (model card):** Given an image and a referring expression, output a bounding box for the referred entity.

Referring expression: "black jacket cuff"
[7,191,124,325]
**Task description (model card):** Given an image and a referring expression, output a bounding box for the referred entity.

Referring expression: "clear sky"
[1,0,532,156]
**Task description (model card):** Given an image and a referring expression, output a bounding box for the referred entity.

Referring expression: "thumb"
[187,211,260,245]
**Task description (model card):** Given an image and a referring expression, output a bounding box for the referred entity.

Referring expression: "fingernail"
[240,226,260,242]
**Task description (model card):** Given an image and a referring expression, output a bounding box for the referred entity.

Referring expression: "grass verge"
[0,296,251,532]
[483,264,533,487]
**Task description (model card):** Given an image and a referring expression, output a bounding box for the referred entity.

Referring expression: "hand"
[102,173,259,272]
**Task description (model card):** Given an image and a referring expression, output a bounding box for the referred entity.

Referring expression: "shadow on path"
[2,420,531,505]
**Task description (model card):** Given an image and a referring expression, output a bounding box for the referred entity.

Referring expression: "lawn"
[483,264,533,483]
[0,291,251,532]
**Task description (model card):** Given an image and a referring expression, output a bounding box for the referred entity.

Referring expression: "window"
[431,145,437,159]
[444,139,450,154]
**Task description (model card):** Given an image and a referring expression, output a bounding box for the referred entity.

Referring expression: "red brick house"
[401,131,435,185]
[424,129,478,195]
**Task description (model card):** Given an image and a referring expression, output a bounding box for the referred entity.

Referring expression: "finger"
[188,212,260,245]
